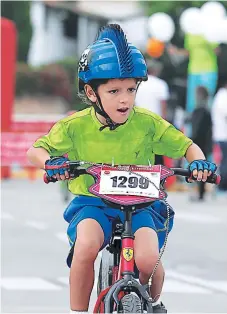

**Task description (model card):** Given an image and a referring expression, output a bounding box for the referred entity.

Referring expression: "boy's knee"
[73,237,101,263]
[135,250,161,276]
[72,218,104,263]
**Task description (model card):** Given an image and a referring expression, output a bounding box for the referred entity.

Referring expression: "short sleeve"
[33,121,73,156]
[153,124,193,159]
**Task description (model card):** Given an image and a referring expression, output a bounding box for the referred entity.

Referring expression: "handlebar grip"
[189,173,221,185]
[207,173,221,185]
[190,173,221,185]
[43,173,58,184]
[172,168,221,185]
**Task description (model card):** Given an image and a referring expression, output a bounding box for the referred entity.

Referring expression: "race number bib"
[99,166,161,198]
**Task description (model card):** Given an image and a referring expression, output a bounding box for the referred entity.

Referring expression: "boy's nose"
[119,96,129,104]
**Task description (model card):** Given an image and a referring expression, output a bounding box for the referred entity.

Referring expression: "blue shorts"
[63,196,175,267]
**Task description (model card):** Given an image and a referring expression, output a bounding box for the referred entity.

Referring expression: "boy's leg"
[134,227,164,301]
[70,218,104,311]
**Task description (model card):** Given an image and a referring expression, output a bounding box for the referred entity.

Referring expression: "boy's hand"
[188,160,217,183]
[45,157,70,181]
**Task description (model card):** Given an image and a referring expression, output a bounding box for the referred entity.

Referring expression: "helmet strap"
[93,93,124,131]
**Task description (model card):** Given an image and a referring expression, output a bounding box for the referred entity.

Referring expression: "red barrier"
[1,18,17,178]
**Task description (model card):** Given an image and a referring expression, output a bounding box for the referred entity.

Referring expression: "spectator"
[136,60,170,166]
[187,86,213,201]
[136,59,169,120]
[212,81,227,191]
[169,34,219,113]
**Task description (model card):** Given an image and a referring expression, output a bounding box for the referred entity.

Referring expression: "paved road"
[1,178,227,313]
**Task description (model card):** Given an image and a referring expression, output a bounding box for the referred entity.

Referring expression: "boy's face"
[87,78,138,124]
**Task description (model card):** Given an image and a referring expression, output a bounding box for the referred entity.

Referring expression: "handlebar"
[43,162,221,185]
[172,168,221,185]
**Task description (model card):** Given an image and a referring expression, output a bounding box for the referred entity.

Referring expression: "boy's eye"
[109,89,118,94]
[128,88,136,92]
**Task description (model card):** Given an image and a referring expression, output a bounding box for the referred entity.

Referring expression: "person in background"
[136,59,169,165]
[136,59,169,119]
[169,34,219,114]
[186,86,213,201]
[212,80,227,191]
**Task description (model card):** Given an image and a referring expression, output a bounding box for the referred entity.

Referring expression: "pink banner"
[1,132,42,166]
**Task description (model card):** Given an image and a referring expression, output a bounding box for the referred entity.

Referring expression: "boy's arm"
[185,143,217,182]
[27,147,50,169]
[185,143,205,182]
[27,120,73,169]
[152,120,217,182]
[185,142,205,163]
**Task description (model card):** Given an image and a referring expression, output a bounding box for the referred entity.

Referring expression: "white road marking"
[25,220,48,230]
[55,232,68,243]
[175,212,221,224]
[57,276,211,294]
[2,274,226,295]
[1,277,61,291]
[57,277,69,285]
[162,278,211,294]
[166,270,227,294]
[1,212,14,220]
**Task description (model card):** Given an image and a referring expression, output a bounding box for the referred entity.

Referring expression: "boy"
[27,24,217,313]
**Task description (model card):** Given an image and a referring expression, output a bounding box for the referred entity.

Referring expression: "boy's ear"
[84,84,97,103]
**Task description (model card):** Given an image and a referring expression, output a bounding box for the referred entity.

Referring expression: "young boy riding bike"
[27,24,218,313]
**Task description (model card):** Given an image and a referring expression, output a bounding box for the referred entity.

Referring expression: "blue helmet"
[78,24,148,84]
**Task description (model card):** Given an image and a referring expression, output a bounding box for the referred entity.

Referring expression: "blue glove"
[45,157,69,177]
[188,159,217,176]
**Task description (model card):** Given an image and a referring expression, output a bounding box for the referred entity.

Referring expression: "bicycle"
[44,161,220,313]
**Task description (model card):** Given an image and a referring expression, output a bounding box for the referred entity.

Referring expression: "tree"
[140,1,227,99]
[141,1,227,47]
[1,1,32,62]
[141,1,227,16]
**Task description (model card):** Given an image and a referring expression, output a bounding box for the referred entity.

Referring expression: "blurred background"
[1,0,227,313]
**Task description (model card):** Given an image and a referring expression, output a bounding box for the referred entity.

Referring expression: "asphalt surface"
[1,178,227,313]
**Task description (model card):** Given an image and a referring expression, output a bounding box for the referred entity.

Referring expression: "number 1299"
[110,176,149,189]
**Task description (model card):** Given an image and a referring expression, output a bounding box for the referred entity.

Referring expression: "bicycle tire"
[119,294,142,313]
[97,248,114,295]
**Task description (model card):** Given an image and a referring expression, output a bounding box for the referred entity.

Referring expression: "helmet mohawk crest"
[97,24,134,76]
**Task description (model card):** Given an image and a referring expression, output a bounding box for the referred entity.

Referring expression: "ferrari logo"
[123,248,133,262]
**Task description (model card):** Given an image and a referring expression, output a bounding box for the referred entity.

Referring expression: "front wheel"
[97,248,113,295]
[119,294,143,313]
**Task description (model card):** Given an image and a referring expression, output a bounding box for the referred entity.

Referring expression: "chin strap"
[93,93,125,131]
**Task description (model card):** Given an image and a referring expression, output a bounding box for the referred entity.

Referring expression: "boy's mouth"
[117,107,129,114]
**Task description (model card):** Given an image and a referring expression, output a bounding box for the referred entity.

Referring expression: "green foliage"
[55,58,88,111]
[1,1,32,62]
[141,0,227,16]
[15,58,87,111]
[16,63,39,95]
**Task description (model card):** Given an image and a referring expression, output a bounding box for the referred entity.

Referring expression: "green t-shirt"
[33,107,192,196]
[184,34,218,74]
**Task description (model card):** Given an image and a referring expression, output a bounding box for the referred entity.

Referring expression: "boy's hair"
[78,79,109,106]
